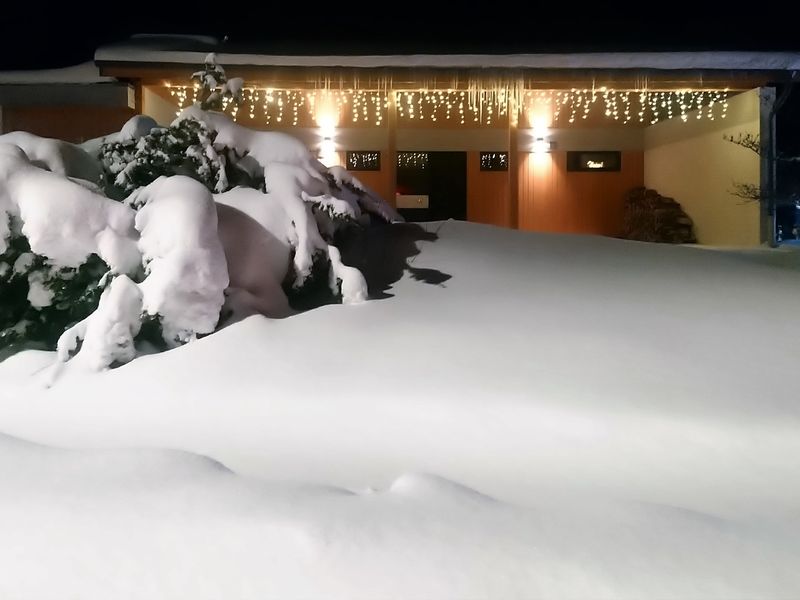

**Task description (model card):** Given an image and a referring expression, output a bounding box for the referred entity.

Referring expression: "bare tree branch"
[723,132,760,155]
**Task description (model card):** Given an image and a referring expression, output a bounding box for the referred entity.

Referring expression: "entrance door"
[396,151,467,222]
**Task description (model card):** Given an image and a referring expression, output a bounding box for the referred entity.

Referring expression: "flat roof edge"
[94,49,800,71]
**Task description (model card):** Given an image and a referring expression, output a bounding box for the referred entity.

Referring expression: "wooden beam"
[387,91,398,207]
[98,61,781,91]
[508,101,520,229]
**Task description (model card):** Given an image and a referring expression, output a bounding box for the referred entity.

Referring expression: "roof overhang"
[0,82,135,108]
[96,48,800,91]
[94,46,800,71]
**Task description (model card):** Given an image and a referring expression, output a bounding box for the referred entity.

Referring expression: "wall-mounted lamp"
[316,103,340,166]
[531,116,554,154]
[318,136,338,166]
[532,137,555,154]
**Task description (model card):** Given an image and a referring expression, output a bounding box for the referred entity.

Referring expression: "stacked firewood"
[622,187,697,244]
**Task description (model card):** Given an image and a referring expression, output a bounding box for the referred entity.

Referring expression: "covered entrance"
[395,151,467,222]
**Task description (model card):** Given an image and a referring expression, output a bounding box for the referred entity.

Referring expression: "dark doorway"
[396,151,467,222]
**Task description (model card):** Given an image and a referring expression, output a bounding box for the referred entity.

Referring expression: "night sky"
[1,12,800,70]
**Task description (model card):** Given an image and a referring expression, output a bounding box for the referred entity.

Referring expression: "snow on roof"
[0,62,115,85]
[130,33,220,46]
[95,40,800,71]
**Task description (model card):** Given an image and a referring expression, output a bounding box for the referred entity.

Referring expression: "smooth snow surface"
[2,221,800,598]
[1,432,798,600]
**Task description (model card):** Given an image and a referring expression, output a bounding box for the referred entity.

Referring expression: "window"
[397,152,429,170]
[480,152,509,171]
[346,151,381,171]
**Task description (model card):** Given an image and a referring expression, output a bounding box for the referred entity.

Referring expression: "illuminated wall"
[643,88,763,247]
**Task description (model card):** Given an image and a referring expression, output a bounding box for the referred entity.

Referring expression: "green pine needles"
[99,118,229,199]
[0,218,113,353]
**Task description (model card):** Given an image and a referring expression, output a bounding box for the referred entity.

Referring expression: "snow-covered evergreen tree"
[0,55,401,373]
[192,53,243,111]
[0,221,110,351]
[99,118,228,198]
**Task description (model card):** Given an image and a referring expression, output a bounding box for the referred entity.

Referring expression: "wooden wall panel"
[338,151,395,207]
[2,106,136,143]
[350,168,395,207]
[466,151,510,227]
[518,151,644,236]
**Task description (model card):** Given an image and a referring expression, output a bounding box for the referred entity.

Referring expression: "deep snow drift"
[1,220,800,598]
[1,432,798,600]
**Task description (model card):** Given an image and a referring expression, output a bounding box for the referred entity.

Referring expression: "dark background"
[2,10,800,70]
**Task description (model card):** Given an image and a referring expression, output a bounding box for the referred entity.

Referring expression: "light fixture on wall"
[316,103,340,166]
[532,136,555,154]
[318,136,338,166]
[531,116,554,154]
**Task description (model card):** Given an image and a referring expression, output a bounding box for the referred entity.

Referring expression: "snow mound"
[0,131,103,183]
[56,275,143,372]
[128,176,229,346]
[119,115,159,141]
[327,244,367,304]
[388,472,496,504]
[0,143,139,271]
[215,187,293,317]
[81,115,160,157]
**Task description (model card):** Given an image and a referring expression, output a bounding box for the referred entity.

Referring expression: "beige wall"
[644,88,763,247]
[142,86,180,126]
[538,127,644,152]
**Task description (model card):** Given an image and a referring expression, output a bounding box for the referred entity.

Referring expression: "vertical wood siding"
[518,151,644,236]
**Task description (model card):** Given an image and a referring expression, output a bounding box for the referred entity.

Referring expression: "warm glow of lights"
[315,95,340,134]
[161,83,733,128]
[318,138,338,167]
[532,138,551,154]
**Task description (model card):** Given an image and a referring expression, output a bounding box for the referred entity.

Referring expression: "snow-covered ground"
[2,220,800,599]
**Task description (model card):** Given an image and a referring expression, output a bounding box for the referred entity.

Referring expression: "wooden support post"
[387,89,398,206]
[134,81,143,115]
[508,101,520,229]
[759,86,776,246]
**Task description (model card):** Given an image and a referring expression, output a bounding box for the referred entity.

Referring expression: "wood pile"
[622,187,697,244]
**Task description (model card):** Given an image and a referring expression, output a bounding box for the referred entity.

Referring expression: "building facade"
[3,35,799,246]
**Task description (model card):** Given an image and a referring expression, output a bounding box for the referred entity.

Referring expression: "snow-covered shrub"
[56,275,143,371]
[0,65,401,372]
[192,53,243,111]
[99,118,228,197]
[0,142,140,354]
[81,115,158,157]
[0,228,110,350]
[127,176,229,346]
[0,131,103,184]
